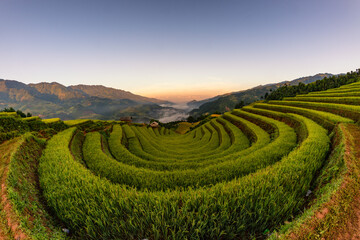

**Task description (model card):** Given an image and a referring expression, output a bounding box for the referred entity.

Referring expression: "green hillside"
[189,73,333,117]
[1,75,360,239]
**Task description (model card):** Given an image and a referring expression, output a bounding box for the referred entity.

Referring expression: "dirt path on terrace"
[284,123,360,240]
[332,124,360,239]
[0,138,29,240]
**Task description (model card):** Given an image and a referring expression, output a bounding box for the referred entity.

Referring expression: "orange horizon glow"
[136,89,233,103]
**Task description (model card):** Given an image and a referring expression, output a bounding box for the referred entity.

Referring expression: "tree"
[16,110,26,118]
[2,107,15,112]
[235,101,245,109]
[187,116,195,123]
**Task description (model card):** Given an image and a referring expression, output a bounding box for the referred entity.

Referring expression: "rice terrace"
[0,71,360,239]
[2,1,360,239]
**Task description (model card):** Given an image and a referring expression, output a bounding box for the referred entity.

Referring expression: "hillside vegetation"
[189,73,333,118]
[1,72,360,239]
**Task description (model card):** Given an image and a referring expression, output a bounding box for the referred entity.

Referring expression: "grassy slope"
[175,122,198,134]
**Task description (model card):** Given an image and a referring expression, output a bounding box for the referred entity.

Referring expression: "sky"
[1,0,360,102]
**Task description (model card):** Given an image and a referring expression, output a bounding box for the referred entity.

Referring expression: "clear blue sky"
[1,0,359,102]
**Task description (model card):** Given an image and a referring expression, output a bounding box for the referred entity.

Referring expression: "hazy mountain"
[0,78,174,122]
[113,104,188,123]
[187,95,226,109]
[29,82,86,101]
[70,85,170,104]
[189,73,333,117]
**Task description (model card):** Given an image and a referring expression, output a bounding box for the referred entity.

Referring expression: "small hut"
[150,121,159,128]
[120,116,132,123]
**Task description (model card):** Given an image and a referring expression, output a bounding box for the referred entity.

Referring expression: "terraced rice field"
[1,80,360,239]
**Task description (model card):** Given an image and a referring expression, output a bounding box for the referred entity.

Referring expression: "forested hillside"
[189,73,333,118]
[266,69,360,100]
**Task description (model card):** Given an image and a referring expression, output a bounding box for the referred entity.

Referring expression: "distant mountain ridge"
[0,73,335,122]
[0,79,172,121]
[69,84,168,104]
[187,95,227,109]
[28,82,86,101]
[188,73,334,117]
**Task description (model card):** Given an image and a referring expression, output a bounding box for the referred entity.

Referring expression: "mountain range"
[0,79,172,122]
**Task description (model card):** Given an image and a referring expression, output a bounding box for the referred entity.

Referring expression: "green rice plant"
[130,121,232,160]
[6,134,66,239]
[251,102,353,131]
[339,81,360,87]
[175,122,197,134]
[20,80,360,239]
[39,113,329,239]
[142,125,205,147]
[240,106,308,143]
[283,96,360,105]
[130,122,225,159]
[125,124,217,159]
[108,125,240,171]
[133,119,240,160]
[269,123,348,239]
[269,100,360,121]
[326,81,360,89]
[41,118,68,132]
[306,87,360,95]
[160,127,166,135]
[42,118,61,123]
[83,112,296,190]
[0,112,19,117]
[148,125,201,145]
[298,91,360,97]
[22,116,41,121]
[223,112,268,143]
[304,82,360,94]
[63,119,92,126]
[139,125,210,150]
[69,130,86,165]
[109,119,250,167]
[152,127,161,137]
[231,109,279,139]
